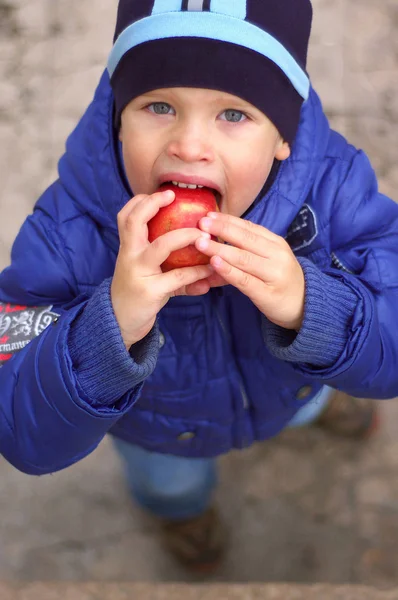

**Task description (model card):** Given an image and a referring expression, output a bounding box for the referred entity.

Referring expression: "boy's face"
[119,87,291,217]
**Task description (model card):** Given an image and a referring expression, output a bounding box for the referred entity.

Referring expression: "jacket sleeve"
[264,149,398,399]
[0,191,157,475]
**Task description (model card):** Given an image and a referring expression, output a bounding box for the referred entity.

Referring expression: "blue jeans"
[113,386,332,520]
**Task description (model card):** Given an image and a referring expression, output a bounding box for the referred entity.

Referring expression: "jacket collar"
[244,88,330,236]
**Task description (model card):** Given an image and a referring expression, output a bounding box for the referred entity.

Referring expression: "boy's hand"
[197,212,305,331]
[111,189,214,349]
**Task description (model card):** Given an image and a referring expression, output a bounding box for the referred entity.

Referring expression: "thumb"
[207,273,228,288]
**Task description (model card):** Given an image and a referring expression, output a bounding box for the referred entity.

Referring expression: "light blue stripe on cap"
[210,0,247,20]
[152,0,182,14]
[108,12,310,100]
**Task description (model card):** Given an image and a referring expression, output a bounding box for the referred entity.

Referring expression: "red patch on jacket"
[0,303,60,366]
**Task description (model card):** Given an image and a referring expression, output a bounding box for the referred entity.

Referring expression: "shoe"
[314,390,379,439]
[159,506,227,574]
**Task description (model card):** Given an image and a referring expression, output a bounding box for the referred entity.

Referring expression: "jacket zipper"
[239,382,250,410]
[331,252,354,274]
[214,301,250,411]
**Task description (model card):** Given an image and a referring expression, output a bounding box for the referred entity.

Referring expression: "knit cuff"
[263,257,359,367]
[68,278,159,406]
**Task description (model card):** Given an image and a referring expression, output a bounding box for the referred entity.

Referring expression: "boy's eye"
[221,109,247,123]
[148,102,175,115]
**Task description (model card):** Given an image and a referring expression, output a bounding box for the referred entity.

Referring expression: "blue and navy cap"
[107,0,312,143]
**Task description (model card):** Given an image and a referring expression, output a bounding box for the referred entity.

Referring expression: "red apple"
[148,183,218,271]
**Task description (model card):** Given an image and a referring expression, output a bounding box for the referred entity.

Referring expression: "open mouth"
[164,181,221,204]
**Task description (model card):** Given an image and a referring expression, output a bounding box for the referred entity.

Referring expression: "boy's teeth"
[171,181,204,190]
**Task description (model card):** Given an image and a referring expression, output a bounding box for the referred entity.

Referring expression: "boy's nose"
[166,124,214,164]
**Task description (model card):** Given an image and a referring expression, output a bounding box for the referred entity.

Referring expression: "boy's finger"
[118,190,175,247]
[159,264,215,296]
[209,256,265,304]
[207,272,228,288]
[144,228,211,270]
[208,212,281,241]
[200,213,280,251]
[195,237,278,283]
[184,280,212,297]
[118,190,175,224]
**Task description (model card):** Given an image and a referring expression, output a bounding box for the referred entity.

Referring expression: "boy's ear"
[275,140,291,161]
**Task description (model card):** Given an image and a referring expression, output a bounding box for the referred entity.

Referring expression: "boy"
[1,0,397,573]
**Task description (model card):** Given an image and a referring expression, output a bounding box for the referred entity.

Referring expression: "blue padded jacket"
[1,71,398,475]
